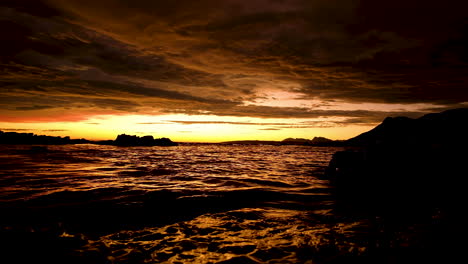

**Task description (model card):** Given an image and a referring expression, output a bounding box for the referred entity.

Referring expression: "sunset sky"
[1,0,468,142]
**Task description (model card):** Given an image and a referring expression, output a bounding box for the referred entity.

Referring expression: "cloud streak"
[163,120,294,126]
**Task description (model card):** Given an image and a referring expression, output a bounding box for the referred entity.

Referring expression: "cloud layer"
[1,0,468,124]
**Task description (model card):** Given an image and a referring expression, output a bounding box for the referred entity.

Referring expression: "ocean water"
[0,144,460,263]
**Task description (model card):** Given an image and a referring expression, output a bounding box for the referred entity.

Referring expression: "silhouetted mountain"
[0,130,89,145]
[113,134,178,146]
[326,108,468,211]
[346,108,468,147]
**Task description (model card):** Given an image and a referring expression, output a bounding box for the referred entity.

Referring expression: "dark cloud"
[1,0,468,123]
[15,105,55,111]
[0,128,33,132]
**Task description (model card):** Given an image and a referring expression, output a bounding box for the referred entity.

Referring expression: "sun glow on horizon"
[0,113,375,143]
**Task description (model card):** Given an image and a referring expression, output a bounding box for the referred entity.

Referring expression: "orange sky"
[0,101,442,142]
[0,114,372,142]
[1,1,467,142]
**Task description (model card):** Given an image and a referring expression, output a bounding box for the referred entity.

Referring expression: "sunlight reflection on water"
[0,144,452,263]
[84,207,366,263]
[0,144,337,202]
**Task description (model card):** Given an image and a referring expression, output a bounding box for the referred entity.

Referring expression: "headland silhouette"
[326,108,468,210]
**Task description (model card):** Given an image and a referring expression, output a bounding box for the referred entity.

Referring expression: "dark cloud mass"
[1,0,468,124]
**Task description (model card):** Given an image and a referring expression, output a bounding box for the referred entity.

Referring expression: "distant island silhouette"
[0,131,177,147]
[221,137,344,146]
[281,137,344,146]
[0,130,342,147]
[0,131,88,145]
[112,134,177,146]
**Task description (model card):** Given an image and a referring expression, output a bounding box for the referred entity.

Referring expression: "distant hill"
[282,137,343,146]
[222,137,343,146]
[310,137,335,144]
[281,138,312,144]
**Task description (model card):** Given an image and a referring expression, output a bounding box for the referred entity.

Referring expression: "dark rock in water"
[326,108,468,210]
[114,134,178,146]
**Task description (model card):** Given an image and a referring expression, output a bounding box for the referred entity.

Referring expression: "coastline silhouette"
[0,131,178,147]
[0,131,87,145]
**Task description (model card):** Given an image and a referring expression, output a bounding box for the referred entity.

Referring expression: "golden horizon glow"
[0,101,444,142]
[0,113,375,143]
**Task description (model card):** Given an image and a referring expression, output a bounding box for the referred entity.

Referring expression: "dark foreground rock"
[324,108,468,263]
[326,108,468,210]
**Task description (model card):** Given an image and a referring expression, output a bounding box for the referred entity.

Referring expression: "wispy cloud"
[136,122,172,125]
[164,120,294,126]
[41,129,68,132]
[0,128,33,132]
[258,128,281,131]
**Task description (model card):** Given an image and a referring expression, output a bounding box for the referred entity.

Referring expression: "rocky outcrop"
[326,108,468,208]
[114,134,178,146]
